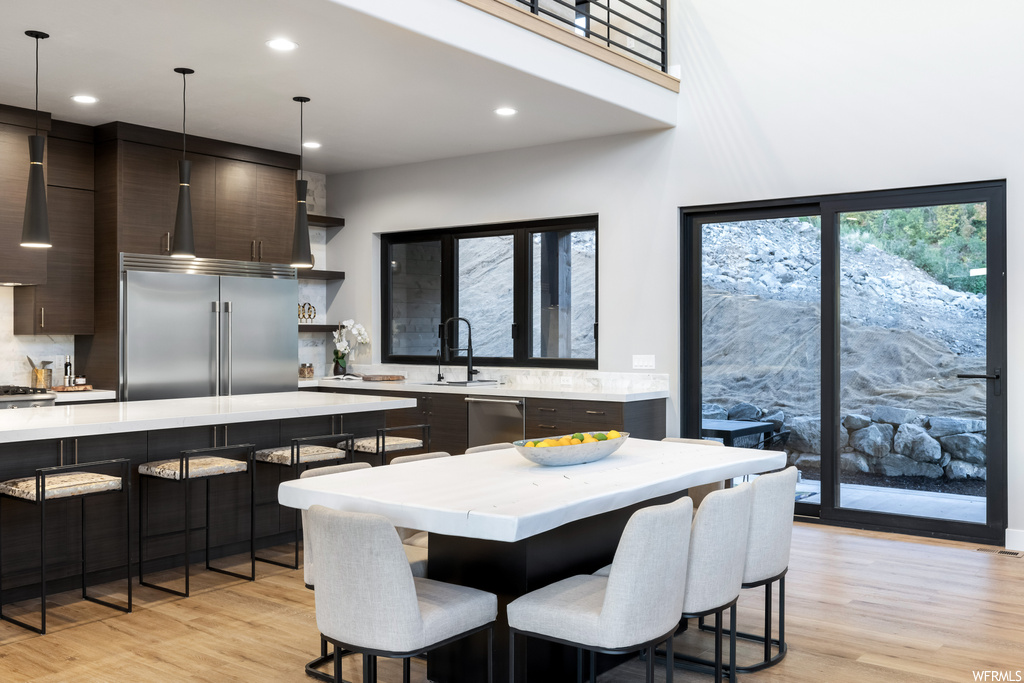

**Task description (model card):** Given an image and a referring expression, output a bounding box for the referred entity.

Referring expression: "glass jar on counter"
[299,363,314,379]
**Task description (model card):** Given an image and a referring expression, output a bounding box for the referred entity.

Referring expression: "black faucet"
[440,316,475,383]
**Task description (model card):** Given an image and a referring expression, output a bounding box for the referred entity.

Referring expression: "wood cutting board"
[51,384,94,392]
[359,374,406,382]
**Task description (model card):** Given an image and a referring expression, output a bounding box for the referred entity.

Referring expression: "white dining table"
[279,437,786,683]
[277,437,787,542]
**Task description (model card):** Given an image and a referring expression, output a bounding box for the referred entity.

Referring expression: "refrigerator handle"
[224,301,233,396]
[213,301,221,397]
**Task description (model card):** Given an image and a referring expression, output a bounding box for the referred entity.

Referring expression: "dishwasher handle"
[464,397,523,406]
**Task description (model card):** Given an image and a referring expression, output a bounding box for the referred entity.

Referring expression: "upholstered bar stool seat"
[353,424,431,467]
[0,472,121,501]
[255,444,346,466]
[139,456,247,480]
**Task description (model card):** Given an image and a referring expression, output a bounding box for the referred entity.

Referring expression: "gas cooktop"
[0,385,51,396]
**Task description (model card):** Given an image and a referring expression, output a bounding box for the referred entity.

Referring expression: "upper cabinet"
[214,159,295,263]
[0,118,49,285]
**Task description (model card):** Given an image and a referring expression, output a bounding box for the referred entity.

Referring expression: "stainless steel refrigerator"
[120,254,298,401]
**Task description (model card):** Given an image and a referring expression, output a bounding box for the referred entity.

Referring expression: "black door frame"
[680,180,1007,544]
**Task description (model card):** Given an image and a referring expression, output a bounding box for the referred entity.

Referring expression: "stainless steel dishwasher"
[466,396,525,448]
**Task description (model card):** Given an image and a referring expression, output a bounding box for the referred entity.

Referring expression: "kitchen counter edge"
[299,378,669,402]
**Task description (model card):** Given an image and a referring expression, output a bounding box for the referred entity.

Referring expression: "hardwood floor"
[0,523,1021,682]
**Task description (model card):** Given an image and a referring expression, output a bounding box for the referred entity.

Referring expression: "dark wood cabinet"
[13,187,94,334]
[0,121,48,285]
[255,164,295,264]
[119,141,216,258]
[214,158,258,260]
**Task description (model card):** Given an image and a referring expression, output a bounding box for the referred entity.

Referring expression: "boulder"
[892,424,942,463]
[945,460,987,481]
[728,402,761,421]
[843,414,871,431]
[786,451,802,466]
[788,417,821,454]
[875,422,895,449]
[839,452,870,473]
[928,416,986,438]
[939,452,951,468]
[939,433,987,465]
[794,454,821,469]
[839,425,849,450]
[849,424,891,459]
[702,403,728,420]
[872,454,943,478]
[871,406,918,426]
[762,410,785,431]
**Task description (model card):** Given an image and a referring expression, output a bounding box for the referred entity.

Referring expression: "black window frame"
[381,214,599,369]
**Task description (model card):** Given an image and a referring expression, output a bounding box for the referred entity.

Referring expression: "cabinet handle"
[258,241,263,261]
[538,407,557,412]
[251,240,256,261]
[74,438,79,465]
[165,231,171,254]
[40,306,44,329]
[585,410,606,415]
[59,440,64,466]
[538,424,557,429]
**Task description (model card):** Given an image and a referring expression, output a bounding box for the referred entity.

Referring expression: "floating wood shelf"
[307,214,345,229]
[298,269,345,281]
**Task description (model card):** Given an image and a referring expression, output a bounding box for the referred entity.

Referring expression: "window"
[382,215,598,368]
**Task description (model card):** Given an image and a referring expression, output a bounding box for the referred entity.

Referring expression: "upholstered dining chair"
[300,462,372,683]
[307,505,497,683]
[662,437,726,508]
[671,483,753,682]
[464,442,514,454]
[699,466,797,673]
[507,496,694,683]
[389,451,451,549]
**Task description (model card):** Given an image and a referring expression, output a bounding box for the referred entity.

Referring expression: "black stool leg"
[184,476,191,597]
[40,494,47,634]
[81,497,87,599]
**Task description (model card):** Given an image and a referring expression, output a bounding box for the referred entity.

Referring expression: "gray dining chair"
[673,483,753,682]
[662,437,725,508]
[464,442,514,454]
[389,451,451,547]
[699,466,797,673]
[308,505,497,683]
[300,462,372,683]
[507,496,693,683]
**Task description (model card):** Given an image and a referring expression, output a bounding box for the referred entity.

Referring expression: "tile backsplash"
[0,288,75,386]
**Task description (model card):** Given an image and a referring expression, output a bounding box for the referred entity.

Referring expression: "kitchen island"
[0,392,416,603]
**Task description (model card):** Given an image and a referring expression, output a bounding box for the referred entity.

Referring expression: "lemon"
[607,430,621,439]
[524,442,536,448]
[582,435,598,443]
[570,438,582,445]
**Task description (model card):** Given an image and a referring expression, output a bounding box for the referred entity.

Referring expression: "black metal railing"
[512,0,667,72]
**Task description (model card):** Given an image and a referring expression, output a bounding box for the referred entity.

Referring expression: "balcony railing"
[510,0,667,72]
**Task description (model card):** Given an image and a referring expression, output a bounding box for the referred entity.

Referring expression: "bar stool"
[138,444,255,598]
[352,424,430,466]
[253,433,354,569]
[0,458,131,634]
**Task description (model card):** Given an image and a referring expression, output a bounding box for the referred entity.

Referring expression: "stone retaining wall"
[703,402,987,481]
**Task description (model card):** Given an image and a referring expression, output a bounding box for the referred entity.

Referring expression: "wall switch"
[632,354,655,370]
[560,376,573,386]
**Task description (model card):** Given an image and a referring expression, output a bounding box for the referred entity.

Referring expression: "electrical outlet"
[632,354,655,370]
[560,376,573,386]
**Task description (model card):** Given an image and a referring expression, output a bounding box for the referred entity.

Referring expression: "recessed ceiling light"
[71,94,98,104]
[495,107,517,116]
[302,141,321,149]
[266,38,298,51]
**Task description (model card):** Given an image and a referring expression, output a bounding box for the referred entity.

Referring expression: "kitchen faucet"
[440,316,476,383]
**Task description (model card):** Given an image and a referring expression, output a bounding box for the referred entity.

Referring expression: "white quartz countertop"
[53,390,118,404]
[298,377,669,402]
[279,439,786,542]
[0,391,416,444]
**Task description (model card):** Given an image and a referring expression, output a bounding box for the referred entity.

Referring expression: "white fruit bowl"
[512,433,629,467]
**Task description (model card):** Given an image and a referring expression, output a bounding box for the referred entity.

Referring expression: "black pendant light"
[170,67,196,259]
[21,30,51,249]
[290,96,313,269]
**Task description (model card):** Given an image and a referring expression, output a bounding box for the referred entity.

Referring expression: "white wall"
[328,0,1024,545]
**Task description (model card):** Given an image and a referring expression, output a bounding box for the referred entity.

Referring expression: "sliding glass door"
[681,182,1006,543]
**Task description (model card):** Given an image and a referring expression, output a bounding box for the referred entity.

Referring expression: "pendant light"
[170,67,196,259]
[21,30,51,249]
[290,96,314,269]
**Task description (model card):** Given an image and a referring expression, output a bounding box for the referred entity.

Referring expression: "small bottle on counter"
[63,355,72,387]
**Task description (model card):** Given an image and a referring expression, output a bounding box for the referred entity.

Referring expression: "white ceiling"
[0,0,672,174]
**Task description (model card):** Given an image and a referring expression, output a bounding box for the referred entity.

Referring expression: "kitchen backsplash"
[0,287,75,386]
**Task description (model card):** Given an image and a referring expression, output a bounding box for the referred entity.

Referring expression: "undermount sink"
[410,380,498,386]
